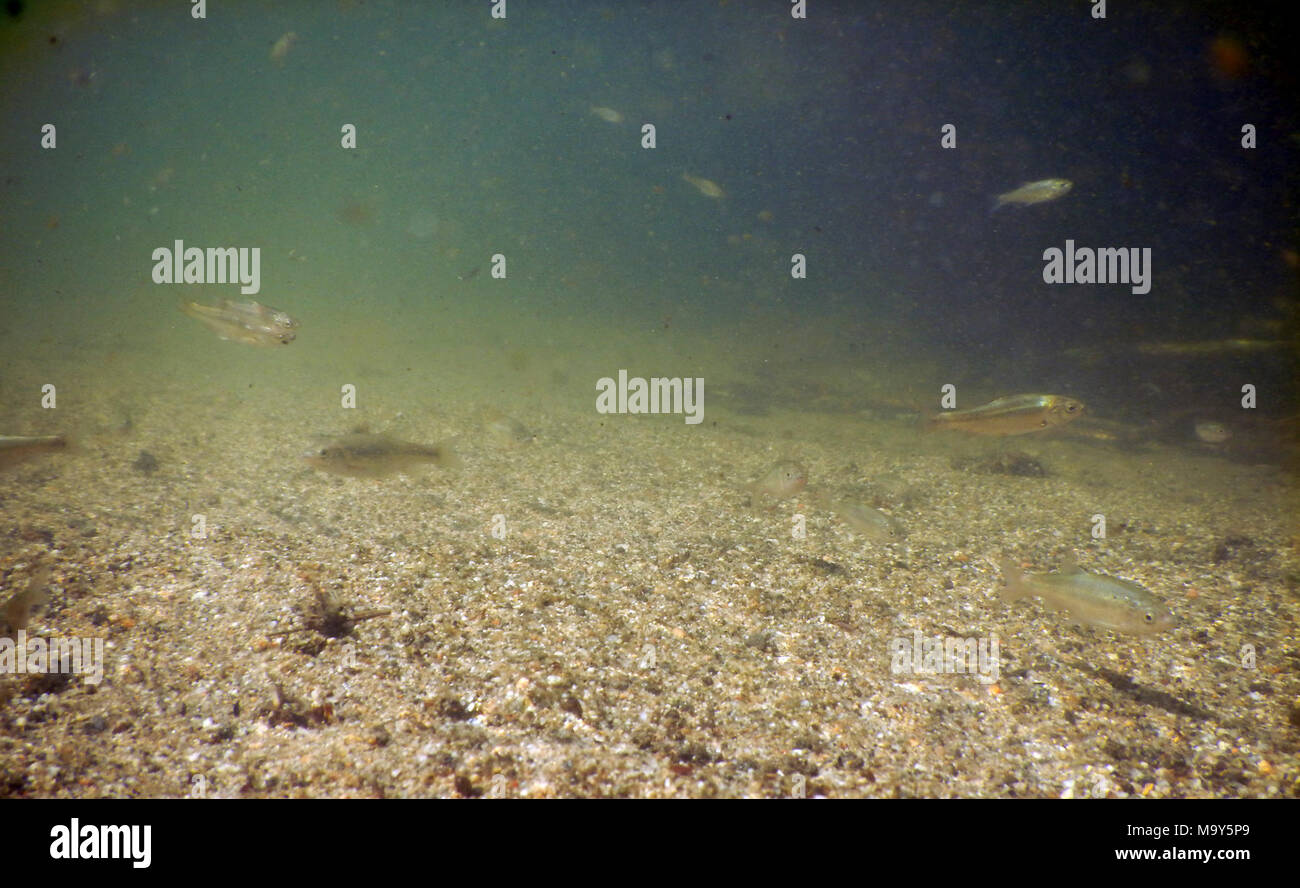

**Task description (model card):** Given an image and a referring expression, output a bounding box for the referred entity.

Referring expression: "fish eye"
[1144,612,1154,623]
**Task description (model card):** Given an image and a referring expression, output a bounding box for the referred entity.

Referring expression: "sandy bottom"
[1,320,1297,798]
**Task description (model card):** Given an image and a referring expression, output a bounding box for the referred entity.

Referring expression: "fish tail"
[989,197,1005,215]
[434,445,462,469]
[999,558,1029,601]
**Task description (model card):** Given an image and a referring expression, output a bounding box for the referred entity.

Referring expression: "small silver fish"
[993,178,1072,211]
[303,432,460,478]
[1194,421,1230,444]
[481,408,534,447]
[182,300,299,346]
[0,435,67,469]
[1136,338,1288,357]
[815,492,906,543]
[270,31,297,64]
[999,556,1175,635]
[928,394,1084,436]
[746,460,807,508]
[589,105,624,124]
[4,562,51,632]
[682,173,725,198]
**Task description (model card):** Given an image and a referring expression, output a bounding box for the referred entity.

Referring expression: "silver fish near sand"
[814,491,906,543]
[0,435,67,469]
[481,408,534,447]
[303,432,460,479]
[993,178,1072,211]
[1194,420,1231,444]
[928,394,1084,436]
[999,556,1175,635]
[4,562,51,632]
[746,460,807,508]
[182,299,299,346]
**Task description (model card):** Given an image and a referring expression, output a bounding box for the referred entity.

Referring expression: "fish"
[4,562,51,632]
[1194,421,1231,444]
[682,173,725,199]
[270,31,297,64]
[182,299,299,346]
[481,408,534,448]
[1064,338,1292,362]
[1135,338,1289,357]
[993,178,1072,211]
[589,106,624,124]
[303,432,460,478]
[998,556,1176,635]
[746,460,807,508]
[928,394,1084,436]
[0,435,67,469]
[813,491,906,543]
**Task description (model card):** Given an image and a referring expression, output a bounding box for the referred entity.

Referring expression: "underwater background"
[0,1,1296,798]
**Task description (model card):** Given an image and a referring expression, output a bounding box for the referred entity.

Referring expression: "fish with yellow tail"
[998,555,1175,635]
[928,394,1084,436]
[992,178,1072,211]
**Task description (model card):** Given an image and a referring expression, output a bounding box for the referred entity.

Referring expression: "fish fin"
[998,558,1029,601]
